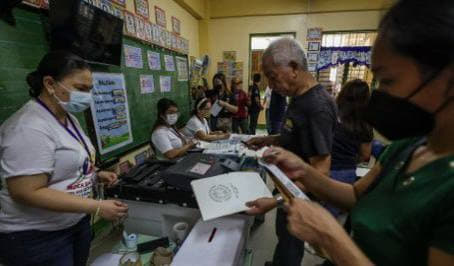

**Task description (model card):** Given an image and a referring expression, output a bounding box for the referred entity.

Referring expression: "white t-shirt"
[264,86,272,109]
[183,115,210,139]
[151,126,185,158]
[0,100,96,233]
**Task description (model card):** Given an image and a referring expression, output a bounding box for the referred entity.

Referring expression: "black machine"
[106,154,231,208]
[49,0,123,65]
[161,153,227,192]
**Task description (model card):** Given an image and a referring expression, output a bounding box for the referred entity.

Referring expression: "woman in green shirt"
[247,0,454,265]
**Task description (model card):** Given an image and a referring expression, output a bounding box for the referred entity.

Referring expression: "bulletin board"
[91,37,191,162]
[0,7,191,163]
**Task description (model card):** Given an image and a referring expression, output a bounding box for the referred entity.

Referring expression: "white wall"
[205,10,384,86]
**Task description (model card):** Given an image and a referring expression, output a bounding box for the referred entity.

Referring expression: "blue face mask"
[55,82,93,113]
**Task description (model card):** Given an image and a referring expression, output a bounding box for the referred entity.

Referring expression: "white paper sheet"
[210,100,223,117]
[197,141,236,150]
[229,133,253,142]
[191,172,272,221]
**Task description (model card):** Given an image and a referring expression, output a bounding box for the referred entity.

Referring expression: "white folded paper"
[191,172,272,221]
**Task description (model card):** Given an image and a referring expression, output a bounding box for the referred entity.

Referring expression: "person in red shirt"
[231,77,250,134]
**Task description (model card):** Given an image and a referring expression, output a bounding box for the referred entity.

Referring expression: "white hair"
[263,38,308,71]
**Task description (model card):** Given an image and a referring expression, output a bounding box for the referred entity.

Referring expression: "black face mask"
[363,73,452,141]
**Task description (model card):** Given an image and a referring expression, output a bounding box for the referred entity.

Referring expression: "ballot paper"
[238,146,268,158]
[197,140,233,150]
[191,172,272,221]
[210,100,223,117]
[258,159,309,200]
[229,133,254,143]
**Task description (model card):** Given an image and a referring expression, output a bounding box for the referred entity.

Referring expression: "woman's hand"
[218,100,226,107]
[245,197,277,215]
[98,200,128,221]
[222,132,231,139]
[97,171,118,187]
[187,139,198,149]
[262,146,308,180]
[286,199,341,245]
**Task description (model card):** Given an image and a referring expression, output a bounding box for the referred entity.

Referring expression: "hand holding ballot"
[245,135,279,150]
[245,146,310,216]
[262,146,309,181]
[245,197,278,215]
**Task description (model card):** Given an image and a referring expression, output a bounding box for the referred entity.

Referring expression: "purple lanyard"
[35,99,92,162]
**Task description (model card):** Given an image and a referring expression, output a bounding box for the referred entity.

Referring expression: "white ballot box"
[172,215,253,266]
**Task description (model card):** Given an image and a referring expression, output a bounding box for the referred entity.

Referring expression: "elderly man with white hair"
[246,38,338,266]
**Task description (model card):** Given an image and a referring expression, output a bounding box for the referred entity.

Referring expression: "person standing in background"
[215,73,238,132]
[231,77,250,134]
[268,90,288,134]
[248,73,263,135]
[324,79,374,217]
[262,85,272,134]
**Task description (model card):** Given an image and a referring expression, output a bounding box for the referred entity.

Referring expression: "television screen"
[50,0,123,66]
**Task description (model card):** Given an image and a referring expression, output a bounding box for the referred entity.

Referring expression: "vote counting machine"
[105,152,259,265]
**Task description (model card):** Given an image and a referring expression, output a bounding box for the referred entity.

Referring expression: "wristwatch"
[274,194,285,207]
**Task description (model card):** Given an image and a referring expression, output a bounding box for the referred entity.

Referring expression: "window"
[319,31,377,95]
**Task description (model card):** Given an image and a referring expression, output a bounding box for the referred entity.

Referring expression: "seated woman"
[183,97,230,141]
[151,98,196,159]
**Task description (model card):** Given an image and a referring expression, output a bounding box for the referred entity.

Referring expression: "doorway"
[249,32,295,126]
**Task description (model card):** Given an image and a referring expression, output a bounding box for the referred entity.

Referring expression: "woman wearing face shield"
[151,98,197,159]
[183,97,230,141]
[0,51,128,266]
[247,0,454,265]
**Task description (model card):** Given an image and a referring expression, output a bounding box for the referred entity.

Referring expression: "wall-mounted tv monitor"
[50,0,124,66]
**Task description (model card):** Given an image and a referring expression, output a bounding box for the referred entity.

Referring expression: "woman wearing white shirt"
[0,51,128,266]
[151,98,196,159]
[183,97,230,141]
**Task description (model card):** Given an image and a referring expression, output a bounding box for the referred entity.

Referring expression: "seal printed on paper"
[209,184,232,202]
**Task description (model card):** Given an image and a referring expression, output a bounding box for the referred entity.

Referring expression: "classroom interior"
[1,0,452,266]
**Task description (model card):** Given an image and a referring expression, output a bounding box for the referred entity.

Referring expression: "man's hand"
[246,136,277,150]
[245,197,277,215]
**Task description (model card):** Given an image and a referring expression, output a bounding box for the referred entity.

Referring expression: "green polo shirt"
[351,138,454,265]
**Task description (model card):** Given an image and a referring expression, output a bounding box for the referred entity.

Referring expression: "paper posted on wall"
[191,172,272,221]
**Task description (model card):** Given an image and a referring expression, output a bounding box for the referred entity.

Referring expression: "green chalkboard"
[0,7,191,163]
[90,38,191,162]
